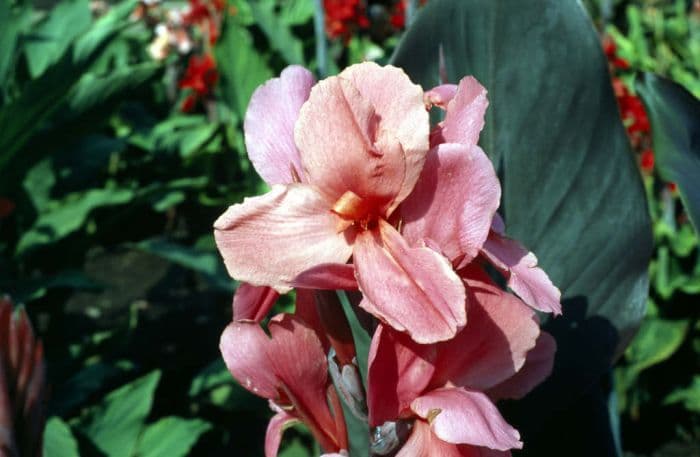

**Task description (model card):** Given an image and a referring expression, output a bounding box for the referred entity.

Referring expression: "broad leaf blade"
[135,417,211,457]
[43,417,80,457]
[392,0,651,430]
[637,73,700,232]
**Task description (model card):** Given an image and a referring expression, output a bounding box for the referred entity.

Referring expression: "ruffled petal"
[232,283,279,321]
[214,184,354,292]
[245,66,315,185]
[481,231,562,314]
[265,409,297,457]
[439,76,488,147]
[401,143,501,264]
[339,62,430,210]
[396,420,512,457]
[411,387,522,451]
[354,220,466,344]
[431,266,540,391]
[219,321,278,399]
[488,331,556,401]
[424,84,458,109]
[367,325,436,427]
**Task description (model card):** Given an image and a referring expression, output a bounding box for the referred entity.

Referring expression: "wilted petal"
[295,75,407,212]
[431,266,539,391]
[481,232,562,314]
[214,185,354,292]
[488,331,556,401]
[339,62,430,210]
[233,283,280,321]
[401,144,500,264]
[411,387,522,451]
[265,409,298,457]
[396,420,511,457]
[245,66,315,185]
[355,220,466,344]
[440,76,488,147]
[219,321,278,399]
[367,325,436,427]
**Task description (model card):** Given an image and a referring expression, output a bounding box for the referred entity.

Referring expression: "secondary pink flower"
[215,62,466,343]
[366,267,556,456]
[220,314,347,456]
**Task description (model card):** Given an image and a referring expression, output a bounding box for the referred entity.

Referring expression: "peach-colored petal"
[214,184,354,292]
[396,420,512,457]
[481,232,562,314]
[265,409,297,457]
[411,387,522,451]
[295,74,407,213]
[401,143,501,264]
[232,283,279,321]
[245,65,315,185]
[339,62,430,211]
[440,76,489,147]
[219,321,278,399]
[292,263,358,290]
[354,220,466,344]
[488,331,557,401]
[367,325,436,427]
[431,266,540,391]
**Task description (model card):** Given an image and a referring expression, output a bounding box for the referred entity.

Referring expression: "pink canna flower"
[401,75,562,316]
[215,62,467,344]
[366,266,556,456]
[219,313,348,457]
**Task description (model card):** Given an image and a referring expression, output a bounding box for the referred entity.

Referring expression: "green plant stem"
[313,0,328,78]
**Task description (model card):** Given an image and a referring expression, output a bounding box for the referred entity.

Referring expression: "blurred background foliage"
[0,0,698,455]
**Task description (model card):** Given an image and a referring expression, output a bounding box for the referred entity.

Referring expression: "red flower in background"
[179,53,219,112]
[182,0,225,45]
[640,149,655,172]
[324,0,369,40]
[603,37,630,70]
[0,198,15,220]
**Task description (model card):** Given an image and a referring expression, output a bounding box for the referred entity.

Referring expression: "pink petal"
[440,76,489,147]
[491,213,506,235]
[488,331,557,401]
[401,143,501,264]
[292,263,358,290]
[214,184,354,292]
[295,74,407,214]
[232,283,280,321]
[481,232,562,314]
[367,325,436,427]
[424,84,458,109]
[354,220,466,344]
[265,409,297,457]
[219,321,278,399]
[431,266,540,391]
[339,62,430,211]
[268,315,342,452]
[245,65,315,185]
[396,420,512,457]
[411,387,522,451]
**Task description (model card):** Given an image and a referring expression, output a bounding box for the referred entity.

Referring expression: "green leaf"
[16,187,135,254]
[43,417,80,457]
[665,376,700,413]
[249,0,305,65]
[78,371,161,457]
[279,437,312,457]
[189,358,267,411]
[135,417,211,457]
[392,0,652,432]
[337,291,370,388]
[215,17,273,120]
[0,0,31,87]
[279,0,314,26]
[637,74,700,232]
[625,317,688,376]
[24,0,92,78]
[52,361,134,416]
[133,238,234,292]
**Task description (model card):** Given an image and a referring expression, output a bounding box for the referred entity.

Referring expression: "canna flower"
[366,267,556,456]
[219,313,348,457]
[0,296,46,457]
[215,62,467,344]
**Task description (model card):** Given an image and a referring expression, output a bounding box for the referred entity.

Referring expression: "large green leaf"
[392,0,651,437]
[43,417,80,457]
[78,371,161,457]
[135,417,211,457]
[249,0,305,65]
[637,74,700,232]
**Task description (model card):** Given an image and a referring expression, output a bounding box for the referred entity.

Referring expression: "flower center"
[331,190,379,231]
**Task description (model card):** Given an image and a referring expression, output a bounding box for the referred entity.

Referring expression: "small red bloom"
[640,149,654,172]
[179,53,218,112]
[324,0,369,40]
[668,182,678,193]
[182,0,224,45]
